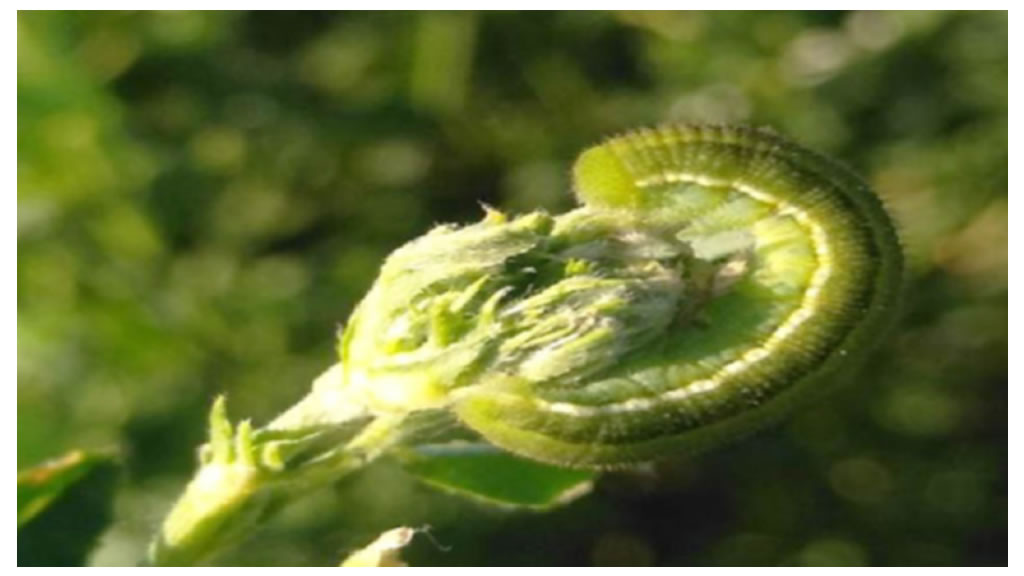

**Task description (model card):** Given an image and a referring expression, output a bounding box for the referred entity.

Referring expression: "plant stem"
[148,403,406,566]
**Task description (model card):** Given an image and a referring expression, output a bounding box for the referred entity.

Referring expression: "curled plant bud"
[332,124,903,468]
[152,125,902,565]
[340,209,690,414]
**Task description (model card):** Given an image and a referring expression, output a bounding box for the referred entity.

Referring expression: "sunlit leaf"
[18,450,119,566]
[341,526,416,567]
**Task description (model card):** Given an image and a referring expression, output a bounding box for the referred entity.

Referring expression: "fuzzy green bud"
[338,208,698,415]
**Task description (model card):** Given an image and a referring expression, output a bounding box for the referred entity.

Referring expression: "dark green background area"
[18,11,1006,566]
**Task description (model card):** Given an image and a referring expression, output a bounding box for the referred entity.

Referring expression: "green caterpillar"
[339,124,903,468]
[151,124,904,565]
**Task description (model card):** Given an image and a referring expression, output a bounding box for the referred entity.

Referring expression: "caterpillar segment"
[451,125,902,468]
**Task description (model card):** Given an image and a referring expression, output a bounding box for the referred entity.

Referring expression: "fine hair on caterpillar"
[345,124,903,468]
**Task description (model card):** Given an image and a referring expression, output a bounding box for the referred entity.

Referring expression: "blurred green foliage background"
[18,10,1006,566]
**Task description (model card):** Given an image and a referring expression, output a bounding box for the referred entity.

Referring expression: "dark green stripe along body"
[340,125,903,469]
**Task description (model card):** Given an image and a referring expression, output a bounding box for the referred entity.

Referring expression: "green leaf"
[396,443,595,509]
[18,450,119,567]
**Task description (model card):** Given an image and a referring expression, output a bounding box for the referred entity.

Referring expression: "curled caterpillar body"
[341,125,903,469]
